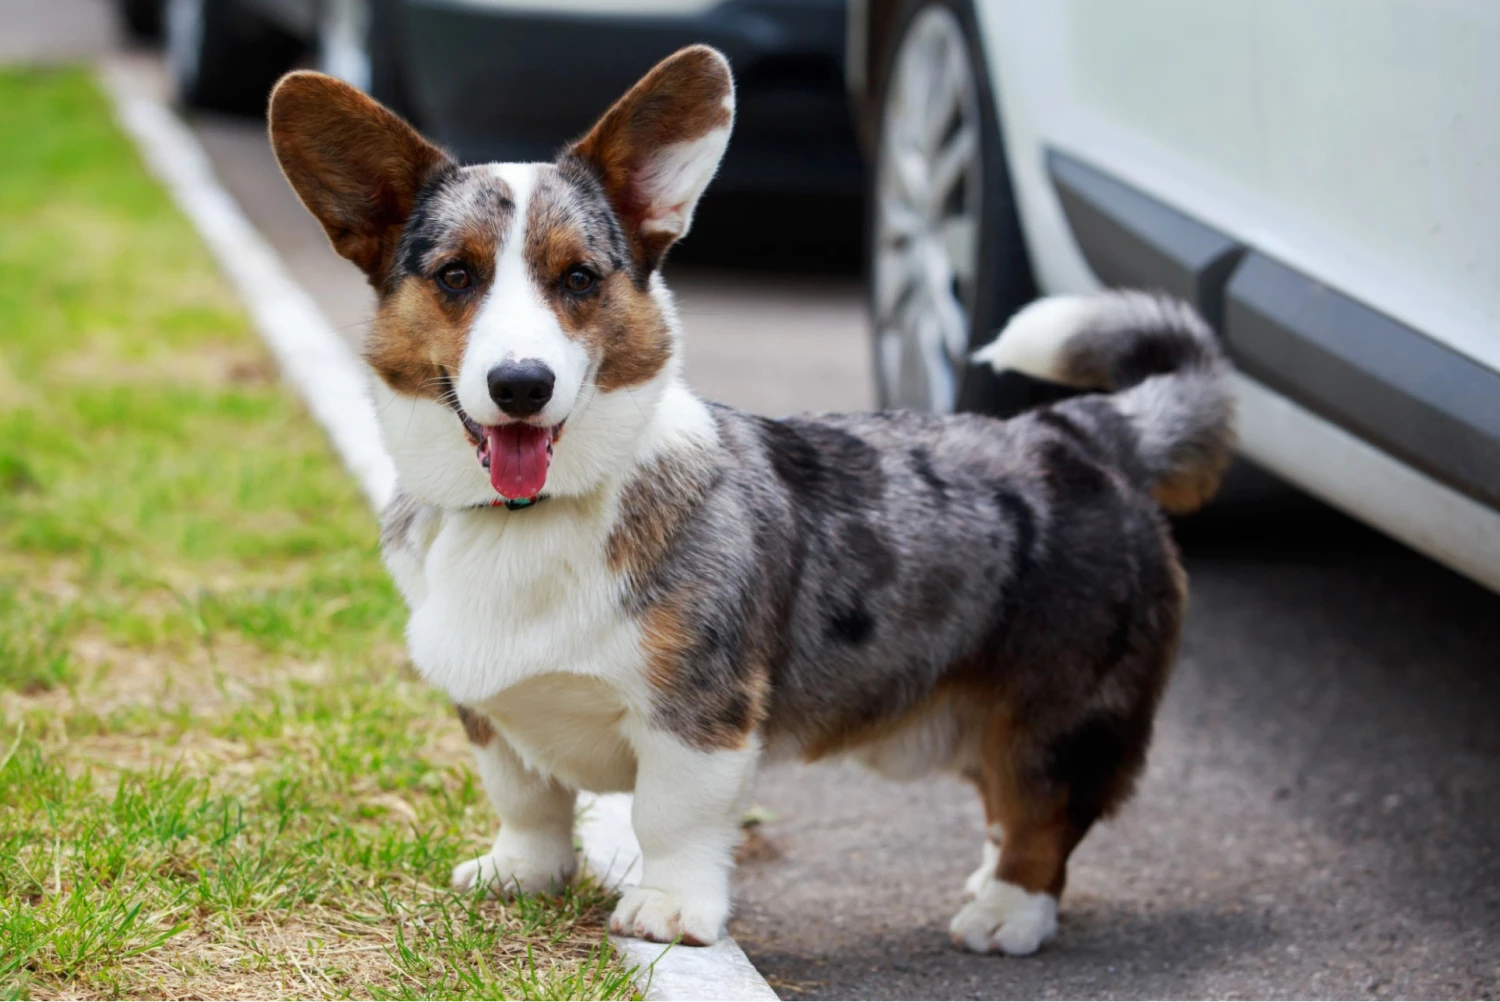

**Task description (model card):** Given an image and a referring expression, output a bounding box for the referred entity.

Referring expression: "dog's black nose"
[487,360,555,418]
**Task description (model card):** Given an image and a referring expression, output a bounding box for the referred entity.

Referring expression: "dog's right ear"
[268,72,452,286]
[568,46,734,273]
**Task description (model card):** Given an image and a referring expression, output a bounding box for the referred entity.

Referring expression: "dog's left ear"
[569,45,734,272]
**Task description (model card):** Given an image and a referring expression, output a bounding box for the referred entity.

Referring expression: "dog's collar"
[470,494,548,512]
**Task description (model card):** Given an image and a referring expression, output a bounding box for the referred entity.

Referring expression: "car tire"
[867,0,1055,418]
[166,0,304,116]
[316,0,414,119]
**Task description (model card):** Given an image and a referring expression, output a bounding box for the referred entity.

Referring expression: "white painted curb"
[100,62,778,1002]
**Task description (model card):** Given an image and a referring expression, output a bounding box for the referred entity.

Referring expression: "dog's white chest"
[401,503,647,705]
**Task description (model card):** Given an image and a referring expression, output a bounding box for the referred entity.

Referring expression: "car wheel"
[868,0,1044,416]
[166,0,303,115]
[316,0,413,117]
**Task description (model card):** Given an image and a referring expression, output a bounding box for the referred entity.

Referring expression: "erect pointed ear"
[268,71,452,286]
[568,45,735,271]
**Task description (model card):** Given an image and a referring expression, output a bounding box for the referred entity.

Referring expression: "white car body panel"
[1234,375,1500,594]
[976,0,1500,373]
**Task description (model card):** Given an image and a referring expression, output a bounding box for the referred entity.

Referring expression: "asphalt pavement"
[15,4,1500,997]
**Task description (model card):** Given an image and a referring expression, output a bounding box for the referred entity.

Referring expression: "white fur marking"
[963,838,1002,900]
[403,501,642,704]
[452,725,579,897]
[457,164,590,429]
[638,127,731,240]
[971,295,1097,386]
[481,675,638,793]
[850,696,963,779]
[949,876,1058,955]
[371,382,491,509]
[386,284,721,707]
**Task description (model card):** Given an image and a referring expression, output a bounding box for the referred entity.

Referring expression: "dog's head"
[269,47,734,508]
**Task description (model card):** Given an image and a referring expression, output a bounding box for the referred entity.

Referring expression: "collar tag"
[488,494,544,511]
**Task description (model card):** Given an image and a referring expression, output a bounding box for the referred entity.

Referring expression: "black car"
[125,0,861,200]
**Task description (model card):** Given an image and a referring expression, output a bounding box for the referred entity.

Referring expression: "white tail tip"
[971,295,1099,387]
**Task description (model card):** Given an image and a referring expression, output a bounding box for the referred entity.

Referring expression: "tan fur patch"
[605,454,715,586]
[454,704,496,747]
[589,277,675,392]
[969,708,1076,896]
[364,275,479,399]
[798,674,992,764]
[638,598,769,751]
[525,172,674,392]
[1151,447,1232,514]
[607,449,771,750]
[268,72,451,286]
[638,599,695,695]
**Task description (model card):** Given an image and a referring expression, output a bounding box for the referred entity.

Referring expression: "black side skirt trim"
[1047,149,1244,330]
[1047,147,1500,510]
[1225,253,1500,509]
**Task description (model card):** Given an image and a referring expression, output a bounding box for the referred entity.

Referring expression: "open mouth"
[452,400,563,502]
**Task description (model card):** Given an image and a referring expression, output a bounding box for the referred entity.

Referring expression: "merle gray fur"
[604,293,1230,775]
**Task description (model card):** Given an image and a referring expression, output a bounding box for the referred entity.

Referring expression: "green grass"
[0,68,635,1000]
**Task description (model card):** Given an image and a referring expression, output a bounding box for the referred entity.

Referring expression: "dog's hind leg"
[949,740,1084,956]
[949,700,1153,956]
[949,798,1081,955]
[450,704,579,898]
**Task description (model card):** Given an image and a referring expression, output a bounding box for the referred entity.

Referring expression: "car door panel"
[1253,0,1500,373]
[975,0,1500,375]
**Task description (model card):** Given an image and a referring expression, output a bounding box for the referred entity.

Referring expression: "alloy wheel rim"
[165,0,204,95]
[873,4,983,413]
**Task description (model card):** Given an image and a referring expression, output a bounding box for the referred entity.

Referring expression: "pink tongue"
[486,424,552,500]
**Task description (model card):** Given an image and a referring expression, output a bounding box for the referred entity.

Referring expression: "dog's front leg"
[451,705,578,898]
[609,727,759,945]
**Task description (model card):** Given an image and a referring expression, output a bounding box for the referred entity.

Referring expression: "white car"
[848,0,1500,593]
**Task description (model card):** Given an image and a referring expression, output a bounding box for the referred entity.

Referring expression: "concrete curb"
[99,62,778,1002]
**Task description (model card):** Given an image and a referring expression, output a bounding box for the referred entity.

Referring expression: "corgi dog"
[268,46,1233,955]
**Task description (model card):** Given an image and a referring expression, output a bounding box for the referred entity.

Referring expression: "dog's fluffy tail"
[973,290,1236,513]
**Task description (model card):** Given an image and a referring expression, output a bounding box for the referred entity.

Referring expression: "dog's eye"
[563,267,595,294]
[437,264,472,292]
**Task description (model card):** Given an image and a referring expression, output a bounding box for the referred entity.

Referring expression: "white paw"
[963,840,1002,900]
[451,840,577,898]
[608,886,727,946]
[949,878,1057,956]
